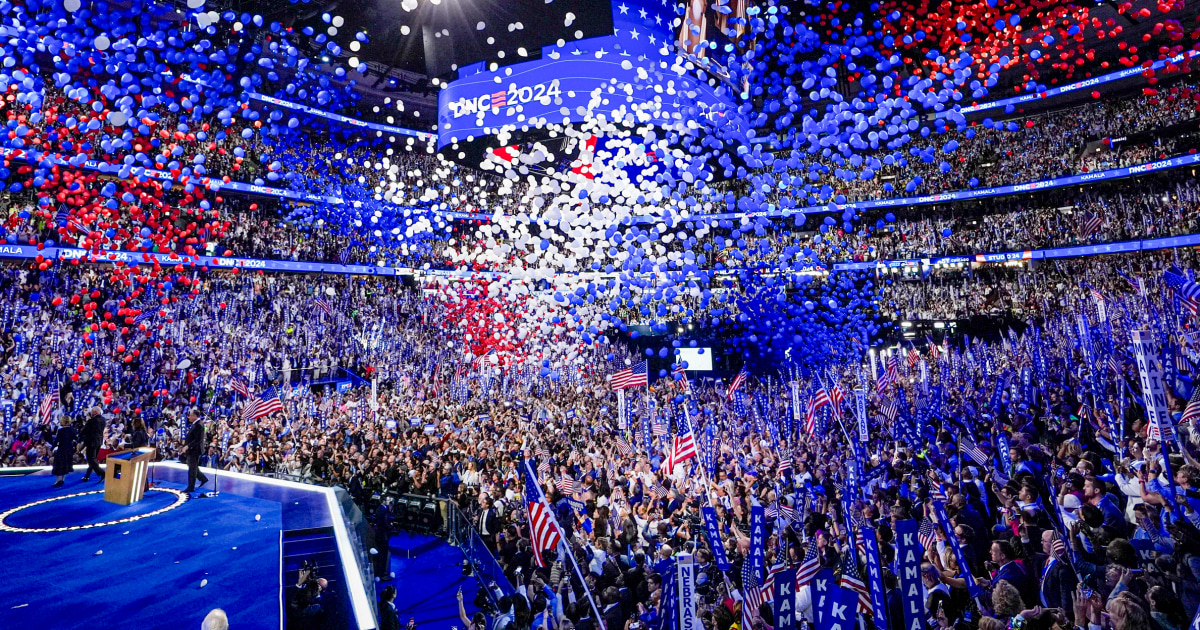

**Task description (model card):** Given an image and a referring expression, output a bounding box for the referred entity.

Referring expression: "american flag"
[242,385,283,421]
[778,457,793,480]
[765,501,796,523]
[524,461,563,567]
[741,559,764,615]
[614,435,634,457]
[726,367,749,400]
[556,474,578,496]
[652,416,669,437]
[610,361,648,390]
[830,381,846,408]
[795,538,821,586]
[906,345,921,368]
[804,389,830,434]
[665,417,698,474]
[1081,213,1103,237]
[829,381,845,419]
[876,356,899,392]
[917,516,937,549]
[39,390,58,425]
[1165,267,1200,315]
[837,551,872,614]
[880,397,899,422]
[959,434,989,466]
[649,480,668,501]
[313,298,332,315]
[230,376,249,398]
[54,204,70,228]
[1181,386,1200,425]
[672,363,691,395]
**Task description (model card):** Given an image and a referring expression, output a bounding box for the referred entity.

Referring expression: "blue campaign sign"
[894,519,926,630]
[772,568,797,630]
[860,526,888,630]
[810,569,837,627]
[813,572,859,630]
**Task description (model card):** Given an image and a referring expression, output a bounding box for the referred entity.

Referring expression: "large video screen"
[676,347,713,371]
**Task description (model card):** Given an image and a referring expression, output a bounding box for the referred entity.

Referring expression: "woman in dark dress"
[51,415,76,487]
[129,417,149,448]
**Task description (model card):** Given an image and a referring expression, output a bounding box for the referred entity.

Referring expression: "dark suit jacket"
[81,415,105,449]
[185,422,206,458]
[601,603,624,630]
[477,509,500,537]
[379,602,401,630]
[1037,556,1077,617]
[993,561,1030,603]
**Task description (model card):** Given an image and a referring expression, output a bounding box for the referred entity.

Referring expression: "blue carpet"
[0,474,283,630]
[382,533,484,629]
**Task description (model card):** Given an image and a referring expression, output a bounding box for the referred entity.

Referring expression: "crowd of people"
[2,241,1199,630]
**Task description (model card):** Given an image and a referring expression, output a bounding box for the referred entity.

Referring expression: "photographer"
[286,565,328,630]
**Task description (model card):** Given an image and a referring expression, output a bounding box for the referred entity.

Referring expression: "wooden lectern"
[103,447,156,506]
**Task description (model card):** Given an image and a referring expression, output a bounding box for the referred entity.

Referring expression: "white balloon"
[186,0,205,7]
[64,0,81,12]
[94,35,110,51]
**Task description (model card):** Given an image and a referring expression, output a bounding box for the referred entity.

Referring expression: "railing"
[260,476,514,615]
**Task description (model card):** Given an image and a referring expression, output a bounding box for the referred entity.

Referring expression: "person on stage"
[183,408,209,493]
[51,415,75,488]
[80,406,106,482]
[129,417,149,448]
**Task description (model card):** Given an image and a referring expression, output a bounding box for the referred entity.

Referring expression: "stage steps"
[282,527,356,630]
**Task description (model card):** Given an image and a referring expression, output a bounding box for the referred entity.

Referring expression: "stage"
[0,464,378,630]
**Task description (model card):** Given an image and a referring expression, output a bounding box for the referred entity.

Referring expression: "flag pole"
[681,401,737,603]
[523,460,607,630]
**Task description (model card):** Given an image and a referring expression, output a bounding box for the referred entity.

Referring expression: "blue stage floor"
[382,532,484,630]
[0,473,283,630]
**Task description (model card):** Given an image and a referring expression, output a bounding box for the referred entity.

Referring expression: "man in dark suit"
[183,409,209,493]
[1035,530,1077,619]
[989,540,1031,604]
[80,407,106,481]
[477,496,500,549]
